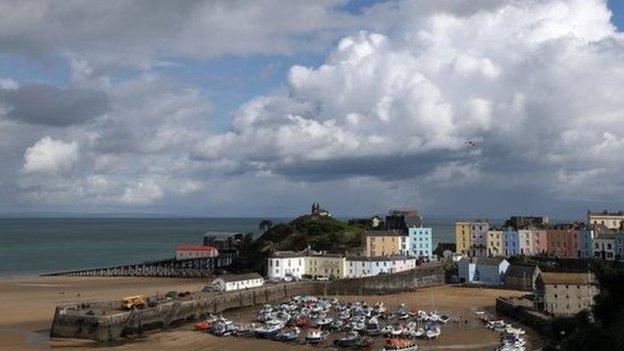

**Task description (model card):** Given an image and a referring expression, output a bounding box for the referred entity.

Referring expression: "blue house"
[504,229,520,256]
[408,226,433,259]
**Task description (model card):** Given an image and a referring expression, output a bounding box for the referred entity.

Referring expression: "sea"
[0,217,457,277]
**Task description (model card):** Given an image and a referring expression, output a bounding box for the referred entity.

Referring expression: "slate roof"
[539,272,593,285]
[505,264,539,279]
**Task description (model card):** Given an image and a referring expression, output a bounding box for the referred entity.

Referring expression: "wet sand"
[0,276,528,350]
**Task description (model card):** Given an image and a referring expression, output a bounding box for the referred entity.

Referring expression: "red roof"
[177,244,217,251]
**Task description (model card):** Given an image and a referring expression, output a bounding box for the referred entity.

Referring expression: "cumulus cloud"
[119,179,164,205]
[0,83,109,126]
[2,0,624,216]
[23,136,78,173]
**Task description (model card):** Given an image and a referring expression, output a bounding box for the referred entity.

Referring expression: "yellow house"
[455,221,471,254]
[361,230,406,257]
[486,230,504,256]
[304,254,346,278]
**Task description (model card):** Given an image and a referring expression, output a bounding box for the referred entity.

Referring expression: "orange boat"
[195,321,214,331]
[382,338,418,351]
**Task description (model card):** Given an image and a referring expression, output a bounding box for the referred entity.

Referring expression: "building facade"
[533,230,548,255]
[587,210,624,230]
[534,272,597,316]
[504,264,541,291]
[305,254,347,278]
[504,229,520,256]
[458,257,509,285]
[486,230,504,256]
[175,244,218,260]
[615,233,624,261]
[518,229,535,255]
[546,229,568,258]
[361,230,405,257]
[408,226,433,259]
[593,237,615,260]
[212,273,264,292]
[267,251,306,279]
[580,229,595,258]
[470,220,490,257]
[455,221,471,255]
[346,255,416,278]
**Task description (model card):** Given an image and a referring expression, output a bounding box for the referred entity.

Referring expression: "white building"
[211,273,264,292]
[176,244,218,260]
[458,257,509,285]
[346,255,416,278]
[267,251,306,279]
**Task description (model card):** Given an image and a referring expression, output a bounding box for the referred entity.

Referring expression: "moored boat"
[382,338,418,351]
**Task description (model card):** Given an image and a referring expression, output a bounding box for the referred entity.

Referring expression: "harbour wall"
[324,262,446,295]
[50,282,323,343]
[50,263,446,343]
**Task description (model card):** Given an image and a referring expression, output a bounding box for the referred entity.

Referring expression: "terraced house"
[455,221,471,255]
[361,230,406,257]
[486,230,504,256]
[408,226,432,259]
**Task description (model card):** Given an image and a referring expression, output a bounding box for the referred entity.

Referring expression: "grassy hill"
[236,215,364,273]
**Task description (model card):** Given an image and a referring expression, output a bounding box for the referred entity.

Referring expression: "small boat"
[255,321,284,339]
[438,315,451,324]
[425,326,440,339]
[212,321,236,337]
[259,304,273,314]
[382,338,418,351]
[365,319,380,336]
[195,320,214,331]
[410,328,424,339]
[329,319,344,331]
[391,325,404,337]
[294,316,310,327]
[374,302,387,314]
[275,327,300,342]
[306,328,328,344]
[381,325,394,336]
[234,323,256,337]
[333,331,360,348]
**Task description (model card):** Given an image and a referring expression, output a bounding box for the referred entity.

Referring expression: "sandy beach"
[0,276,530,351]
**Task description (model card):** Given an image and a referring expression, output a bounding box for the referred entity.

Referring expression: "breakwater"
[50,263,446,342]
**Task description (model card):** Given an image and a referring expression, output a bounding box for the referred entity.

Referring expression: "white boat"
[410,328,424,338]
[391,325,404,336]
[255,320,284,338]
[306,328,328,344]
[425,326,441,339]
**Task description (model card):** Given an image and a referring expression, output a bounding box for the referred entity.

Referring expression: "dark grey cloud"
[0,83,109,126]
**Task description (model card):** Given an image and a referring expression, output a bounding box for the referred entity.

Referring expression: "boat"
[425,325,441,339]
[294,316,310,327]
[396,304,409,320]
[391,325,404,337]
[306,328,328,344]
[259,304,273,314]
[333,331,360,348]
[374,302,387,314]
[382,338,418,351]
[275,327,300,342]
[234,323,256,337]
[329,319,344,331]
[438,314,451,324]
[255,321,284,339]
[212,321,236,337]
[195,320,214,331]
[410,327,424,339]
[365,319,381,336]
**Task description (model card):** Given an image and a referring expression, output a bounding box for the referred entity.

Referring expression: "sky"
[1,0,624,219]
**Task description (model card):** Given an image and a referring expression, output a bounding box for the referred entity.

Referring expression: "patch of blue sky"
[0,53,70,87]
[155,52,327,132]
[608,0,624,31]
